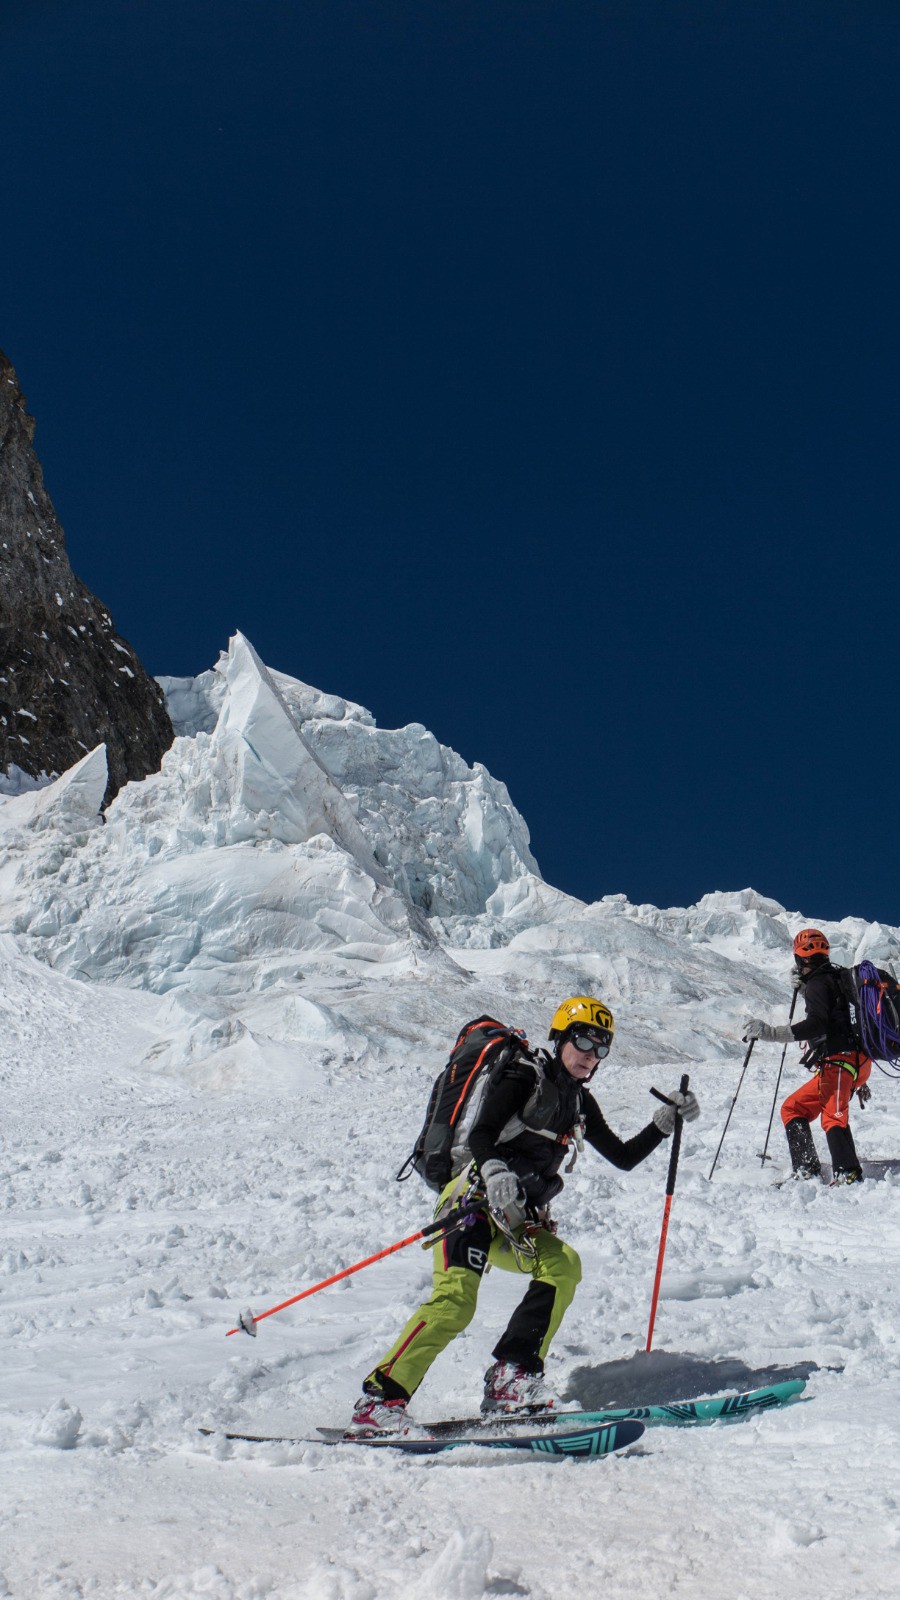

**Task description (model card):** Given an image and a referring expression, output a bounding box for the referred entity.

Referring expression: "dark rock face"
[0,348,173,799]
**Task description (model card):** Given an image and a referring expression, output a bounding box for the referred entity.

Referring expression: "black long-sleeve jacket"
[467,1051,665,1207]
[790,964,857,1057]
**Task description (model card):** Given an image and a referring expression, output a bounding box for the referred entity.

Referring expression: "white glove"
[480,1159,524,1214]
[653,1089,700,1135]
[742,1018,793,1043]
[790,969,803,991]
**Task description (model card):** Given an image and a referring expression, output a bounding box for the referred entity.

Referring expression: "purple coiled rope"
[856,959,900,1075]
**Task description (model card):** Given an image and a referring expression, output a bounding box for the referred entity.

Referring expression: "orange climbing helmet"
[792,928,830,960]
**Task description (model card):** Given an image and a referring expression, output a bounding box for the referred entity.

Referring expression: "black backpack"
[834,961,900,1070]
[397,1016,529,1192]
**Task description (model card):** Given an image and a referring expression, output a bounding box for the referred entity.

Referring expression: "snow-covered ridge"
[2,631,899,1088]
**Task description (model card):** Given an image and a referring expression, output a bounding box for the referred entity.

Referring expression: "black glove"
[857,1082,872,1108]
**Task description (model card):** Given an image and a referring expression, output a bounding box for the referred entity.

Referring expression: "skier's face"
[559,1038,602,1080]
[795,954,825,980]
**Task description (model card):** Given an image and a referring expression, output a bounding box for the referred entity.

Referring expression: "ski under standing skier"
[743,928,872,1184]
[346,995,700,1436]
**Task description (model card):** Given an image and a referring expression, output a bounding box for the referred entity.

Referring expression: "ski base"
[200,1418,645,1458]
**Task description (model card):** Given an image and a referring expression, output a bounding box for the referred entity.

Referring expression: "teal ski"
[384,1376,807,1437]
[574,1376,806,1426]
[201,1417,645,1459]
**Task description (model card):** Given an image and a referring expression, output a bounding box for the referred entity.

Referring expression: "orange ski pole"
[645,1073,690,1353]
[226,1205,478,1337]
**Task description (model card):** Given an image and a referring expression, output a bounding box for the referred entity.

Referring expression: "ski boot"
[481,1360,572,1416]
[344,1392,410,1439]
[826,1124,864,1186]
[784,1117,822,1180]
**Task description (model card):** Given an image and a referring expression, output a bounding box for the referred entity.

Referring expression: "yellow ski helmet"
[548,996,615,1045]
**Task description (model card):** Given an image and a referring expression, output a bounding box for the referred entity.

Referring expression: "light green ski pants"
[366,1180,582,1399]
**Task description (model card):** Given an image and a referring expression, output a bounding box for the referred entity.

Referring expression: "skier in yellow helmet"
[346,996,699,1436]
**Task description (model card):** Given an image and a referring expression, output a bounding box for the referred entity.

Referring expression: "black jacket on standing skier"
[790,965,859,1057]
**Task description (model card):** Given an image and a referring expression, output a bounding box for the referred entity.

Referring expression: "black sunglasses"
[570,1032,611,1059]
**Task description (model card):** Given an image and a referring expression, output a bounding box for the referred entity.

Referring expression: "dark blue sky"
[3,1,899,922]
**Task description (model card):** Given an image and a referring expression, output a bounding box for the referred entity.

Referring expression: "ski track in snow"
[3,640,900,1599]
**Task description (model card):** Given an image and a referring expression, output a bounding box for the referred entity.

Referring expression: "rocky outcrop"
[0,348,173,798]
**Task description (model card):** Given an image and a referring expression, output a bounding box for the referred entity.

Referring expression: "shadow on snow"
[567,1349,826,1408]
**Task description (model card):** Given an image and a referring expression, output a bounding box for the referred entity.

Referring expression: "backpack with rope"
[834,960,900,1077]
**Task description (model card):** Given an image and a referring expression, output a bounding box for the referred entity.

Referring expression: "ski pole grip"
[420,1212,461,1240]
[664,1073,690,1191]
[650,1075,690,1109]
[420,1193,484,1246]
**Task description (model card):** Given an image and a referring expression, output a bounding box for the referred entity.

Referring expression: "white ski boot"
[481,1360,573,1416]
[344,1394,410,1439]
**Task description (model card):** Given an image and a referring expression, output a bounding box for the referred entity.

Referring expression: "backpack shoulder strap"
[447,1027,521,1127]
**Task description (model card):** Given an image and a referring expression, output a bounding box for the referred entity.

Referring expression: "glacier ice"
[160,635,539,918]
[3,630,899,1085]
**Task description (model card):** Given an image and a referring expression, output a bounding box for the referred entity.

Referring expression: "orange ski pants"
[781,1054,872,1133]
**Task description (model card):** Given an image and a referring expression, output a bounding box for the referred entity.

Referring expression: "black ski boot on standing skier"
[825,1124,864,1186]
[784,1117,821,1181]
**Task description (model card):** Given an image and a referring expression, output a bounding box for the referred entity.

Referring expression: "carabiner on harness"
[488,1203,538,1267]
[565,1115,585,1173]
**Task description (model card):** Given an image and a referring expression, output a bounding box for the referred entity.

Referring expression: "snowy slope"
[3,635,900,1599]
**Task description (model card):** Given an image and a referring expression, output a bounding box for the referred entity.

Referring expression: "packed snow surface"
[3,633,900,1598]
